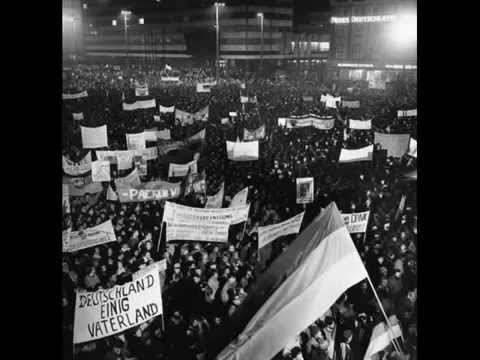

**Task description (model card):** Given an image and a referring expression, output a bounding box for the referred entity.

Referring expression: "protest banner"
[66,175,104,197]
[243,125,266,141]
[159,105,175,113]
[374,133,410,158]
[122,99,157,111]
[277,118,287,127]
[282,115,335,130]
[73,266,163,344]
[240,95,257,104]
[229,112,238,117]
[166,221,230,243]
[158,141,184,156]
[62,152,92,176]
[342,100,360,109]
[156,129,171,140]
[72,112,84,121]
[135,83,149,96]
[81,125,108,149]
[226,141,259,161]
[302,95,314,102]
[258,212,305,248]
[160,76,180,82]
[193,106,209,122]
[133,155,148,176]
[62,184,71,214]
[114,168,142,188]
[64,220,117,253]
[168,160,198,178]
[321,94,341,108]
[196,81,216,93]
[296,178,314,204]
[339,145,374,163]
[91,160,111,182]
[126,132,146,151]
[229,187,248,207]
[349,119,372,130]
[153,115,161,122]
[205,182,224,208]
[221,118,230,125]
[63,91,88,100]
[117,180,182,203]
[408,138,417,158]
[175,108,194,125]
[341,211,370,233]
[397,109,417,117]
[144,130,158,142]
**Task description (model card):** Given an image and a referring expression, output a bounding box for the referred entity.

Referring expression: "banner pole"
[156,221,164,256]
[365,275,404,355]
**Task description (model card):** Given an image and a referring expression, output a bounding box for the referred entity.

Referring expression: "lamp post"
[214,2,225,83]
[121,10,131,64]
[257,12,264,72]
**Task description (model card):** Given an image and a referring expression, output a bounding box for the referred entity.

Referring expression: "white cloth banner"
[349,119,372,130]
[175,109,194,125]
[160,76,180,82]
[339,145,374,163]
[229,112,238,117]
[144,130,158,142]
[91,160,111,182]
[243,125,266,141]
[282,115,335,130]
[126,133,146,151]
[63,91,88,100]
[229,187,248,207]
[193,106,209,122]
[159,105,175,113]
[168,160,198,178]
[135,83,149,96]
[123,99,156,111]
[157,129,171,140]
[397,109,417,118]
[73,267,163,344]
[226,141,259,161]
[205,182,224,208]
[196,82,216,93]
[408,138,417,158]
[221,118,230,125]
[64,220,116,253]
[342,100,360,108]
[153,115,161,122]
[296,178,314,204]
[63,152,92,176]
[81,125,108,149]
[106,185,118,201]
[341,211,370,233]
[72,112,84,121]
[258,212,305,248]
[240,96,257,104]
[114,168,142,188]
[321,94,341,109]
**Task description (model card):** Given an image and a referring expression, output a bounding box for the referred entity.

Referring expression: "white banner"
[72,112,84,121]
[296,178,314,204]
[408,138,417,158]
[221,118,230,125]
[135,83,149,97]
[229,112,238,117]
[342,100,360,108]
[63,184,71,213]
[63,152,92,176]
[193,106,209,122]
[91,160,111,182]
[159,105,175,113]
[349,119,372,130]
[258,212,305,248]
[341,211,370,233]
[196,82,216,93]
[226,141,259,161]
[144,130,158,142]
[229,187,248,207]
[157,129,171,140]
[243,125,266,141]
[339,145,374,163]
[126,133,146,151]
[205,182,224,208]
[153,115,161,122]
[281,115,335,130]
[397,109,417,117]
[106,186,118,201]
[240,95,257,104]
[175,109,194,125]
[63,91,88,100]
[160,76,180,82]
[81,125,108,149]
[64,220,116,253]
[168,160,198,178]
[73,267,163,344]
[114,168,142,188]
[123,99,156,111]
[320,94,341,109]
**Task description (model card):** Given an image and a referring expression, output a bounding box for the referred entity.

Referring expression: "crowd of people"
[62,63,417,360]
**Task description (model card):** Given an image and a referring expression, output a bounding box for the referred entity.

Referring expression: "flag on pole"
[363,315,403,360]
[216,202,368,360]
[229,187,248,207]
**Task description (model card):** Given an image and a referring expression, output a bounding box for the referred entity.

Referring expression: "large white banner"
[281,115,335,130]
[226,141,259,161]
[321,94,341,109]
[196,82,216,93]
[166,221,230,243]
[122,99,156,111]
[114,168,142,188]
[159,105,175,113]
[144,130,158,142]
[243,125,266,141]
[349,119,372,130]
[116,180,182,203]
[63,152,92,176]
[168,160,198,178]
[341,211,370,233]
[63,91,88,100]
[91,160,111,182]
[73,266,163,344]
[81,125,108,149]
[63,220,117,253]
[258,212,305,249]
[408,138,417,158]
[205,182,224,208]
[126,133,146,151]
[296,178,314,204]
[397,109,417,118]
[135,83,149,97]
[229,187,248,207]
[339,145,374,163]
[160,76,180,82]
[72,112,84,121]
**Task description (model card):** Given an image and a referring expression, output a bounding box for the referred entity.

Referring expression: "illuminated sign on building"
[338,63,374,68]
[331,15,397,24]
[385,64,417,70]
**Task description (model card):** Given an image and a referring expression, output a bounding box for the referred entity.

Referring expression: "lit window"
[83,4,87,10]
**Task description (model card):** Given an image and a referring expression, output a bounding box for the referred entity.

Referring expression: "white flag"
[364,316,403,360]
[229,187,248,207]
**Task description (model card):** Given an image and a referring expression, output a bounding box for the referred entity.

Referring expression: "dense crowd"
[62,63,417,360]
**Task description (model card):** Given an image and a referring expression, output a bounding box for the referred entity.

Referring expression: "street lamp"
[121,10,131,63]
[257,12,264,71]
[214,2,225,83]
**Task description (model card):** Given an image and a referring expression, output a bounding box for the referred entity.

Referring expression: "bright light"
[139,18,144,25]
[112,20,117,26]
[121,10,132,16]
[214,2,225,7]
[63,15,74,23]
[257,12,263,18]
[389,14,417,47]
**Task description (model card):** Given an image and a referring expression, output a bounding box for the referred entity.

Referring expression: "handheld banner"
[296,178,314,204]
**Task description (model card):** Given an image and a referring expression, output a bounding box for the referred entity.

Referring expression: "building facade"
[62,0,83,59]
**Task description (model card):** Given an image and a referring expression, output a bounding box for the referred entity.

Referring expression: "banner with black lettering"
[296,177,314,204]
[397,109,417,118]
[63,152,92,176]
[374,133,410,158]
[159,105,175,113]
[258,212,305,248]
[123,99,156,111]
[91,160,111,182]
[341,211,370,233]
[226,141,259,161]
[320,94,341,109]
[126,133,146,151]
[156,129,171,140]
[64,220,117,253]
[281,115,335,130]
[63,91,88,100]
[196,81,216,93]
[342,100,360,109]
[339,145,374,163]
[73,266,163,344]
[349,119,372,130]
[114,168,142,188]
[243,125,266,141]
[117,180,182,203]
[160,76,180,82]
[81,125,108,149]
[135,82,149,97]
